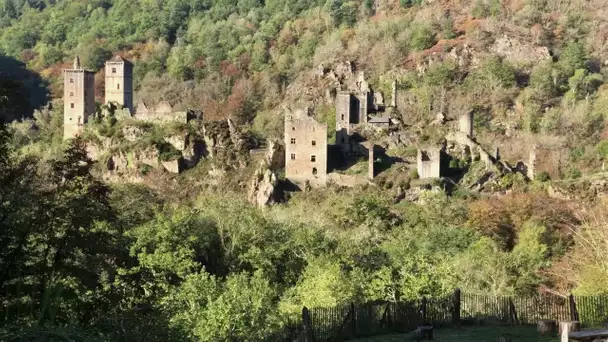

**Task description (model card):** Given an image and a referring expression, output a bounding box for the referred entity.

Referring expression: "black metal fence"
[285,290,608,341]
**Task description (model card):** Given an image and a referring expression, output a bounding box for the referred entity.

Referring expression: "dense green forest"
[3,0,608,340]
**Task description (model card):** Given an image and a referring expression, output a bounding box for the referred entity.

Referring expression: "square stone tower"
[63,56,95,139]
[285,110,328,188]
[104,56,133,113]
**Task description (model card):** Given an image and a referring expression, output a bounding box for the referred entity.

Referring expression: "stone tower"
[63,56,95,139]
[104,56,133,112]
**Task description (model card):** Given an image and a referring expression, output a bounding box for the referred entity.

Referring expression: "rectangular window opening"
[311,155,316,162]
[290,154,296,160]
[312,167,318,175]
[69,92,74,97]
[341,114,344,120]
[70,103,74,108]
[112,68,116,73]
[312,140,316,146]
[117,83,120,90]
[290,138,296,144]
[69,78,74,83]
[292,127,295,131]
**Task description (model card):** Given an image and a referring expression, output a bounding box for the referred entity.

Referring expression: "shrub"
[536,171,550,182]
[409,22,436,51]
[596,141,608,159]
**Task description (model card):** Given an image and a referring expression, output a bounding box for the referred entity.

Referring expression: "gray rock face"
[265,139,285,172]
[248,168,278,207]
[122,125,145,142]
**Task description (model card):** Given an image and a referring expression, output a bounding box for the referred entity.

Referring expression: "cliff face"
[83,116,254,184]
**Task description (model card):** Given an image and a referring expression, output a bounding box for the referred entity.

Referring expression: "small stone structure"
[63,56,95,139]
[417,148,441,179]
[105,56,133,113]
[459,112,474,138]
[285,109,328,188]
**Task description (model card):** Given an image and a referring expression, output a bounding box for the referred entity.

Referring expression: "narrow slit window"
[341,114,344,120]
[311,155,316,162]
[290,138,296,144]
[117,83,120,90]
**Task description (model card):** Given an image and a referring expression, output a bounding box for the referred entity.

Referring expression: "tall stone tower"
[63,56,95,139]
[104,56,133,113]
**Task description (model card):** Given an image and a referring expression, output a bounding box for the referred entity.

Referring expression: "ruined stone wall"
[459,112,474,138]
[133,101,188,123]
[417,148,441,179]
[528,146,563,180]
[64,69,95,139]
[285,114,328,188]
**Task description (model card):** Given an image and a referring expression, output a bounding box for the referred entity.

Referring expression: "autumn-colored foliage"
[467,193,579,249]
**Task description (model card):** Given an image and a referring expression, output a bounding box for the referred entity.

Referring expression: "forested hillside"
[3,0,608,340]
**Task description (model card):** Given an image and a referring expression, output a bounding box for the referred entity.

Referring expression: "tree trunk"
[560,320,580,342]
[537,319,557,335]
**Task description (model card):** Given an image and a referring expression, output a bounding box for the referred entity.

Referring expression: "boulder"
[164,134,186,151]
[162,159,181,174]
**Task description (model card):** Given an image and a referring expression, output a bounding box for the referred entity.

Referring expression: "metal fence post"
[452,288,461,325]
[351,302,357,338]
[421,297,428,325]
[302,306,313,342]
[569,294,580,322]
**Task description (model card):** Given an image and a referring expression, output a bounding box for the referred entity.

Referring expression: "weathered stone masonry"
[285,112,328,188]
[105,56,133,113]
[63,56,95,139]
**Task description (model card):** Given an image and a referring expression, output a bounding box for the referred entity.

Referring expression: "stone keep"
[105,56,133,113]
[417,148,441,179]
[63,56,95,139]
[285,113,328,188]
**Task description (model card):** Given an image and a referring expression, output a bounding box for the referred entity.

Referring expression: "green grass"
[352,325,560,342]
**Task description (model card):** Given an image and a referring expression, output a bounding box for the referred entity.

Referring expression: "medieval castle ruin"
[63,55,188,139]
[283,63,542,190]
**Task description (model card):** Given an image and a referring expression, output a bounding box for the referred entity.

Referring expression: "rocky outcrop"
[164,134,186,151]
[122,125,145,142]
[265,140,285,172]
[248,168,279,207]
[490,35,551,65]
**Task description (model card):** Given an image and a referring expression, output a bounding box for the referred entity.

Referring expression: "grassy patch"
[352,325,559,342]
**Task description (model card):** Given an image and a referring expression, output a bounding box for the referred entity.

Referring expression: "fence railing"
[285,290,608,341]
